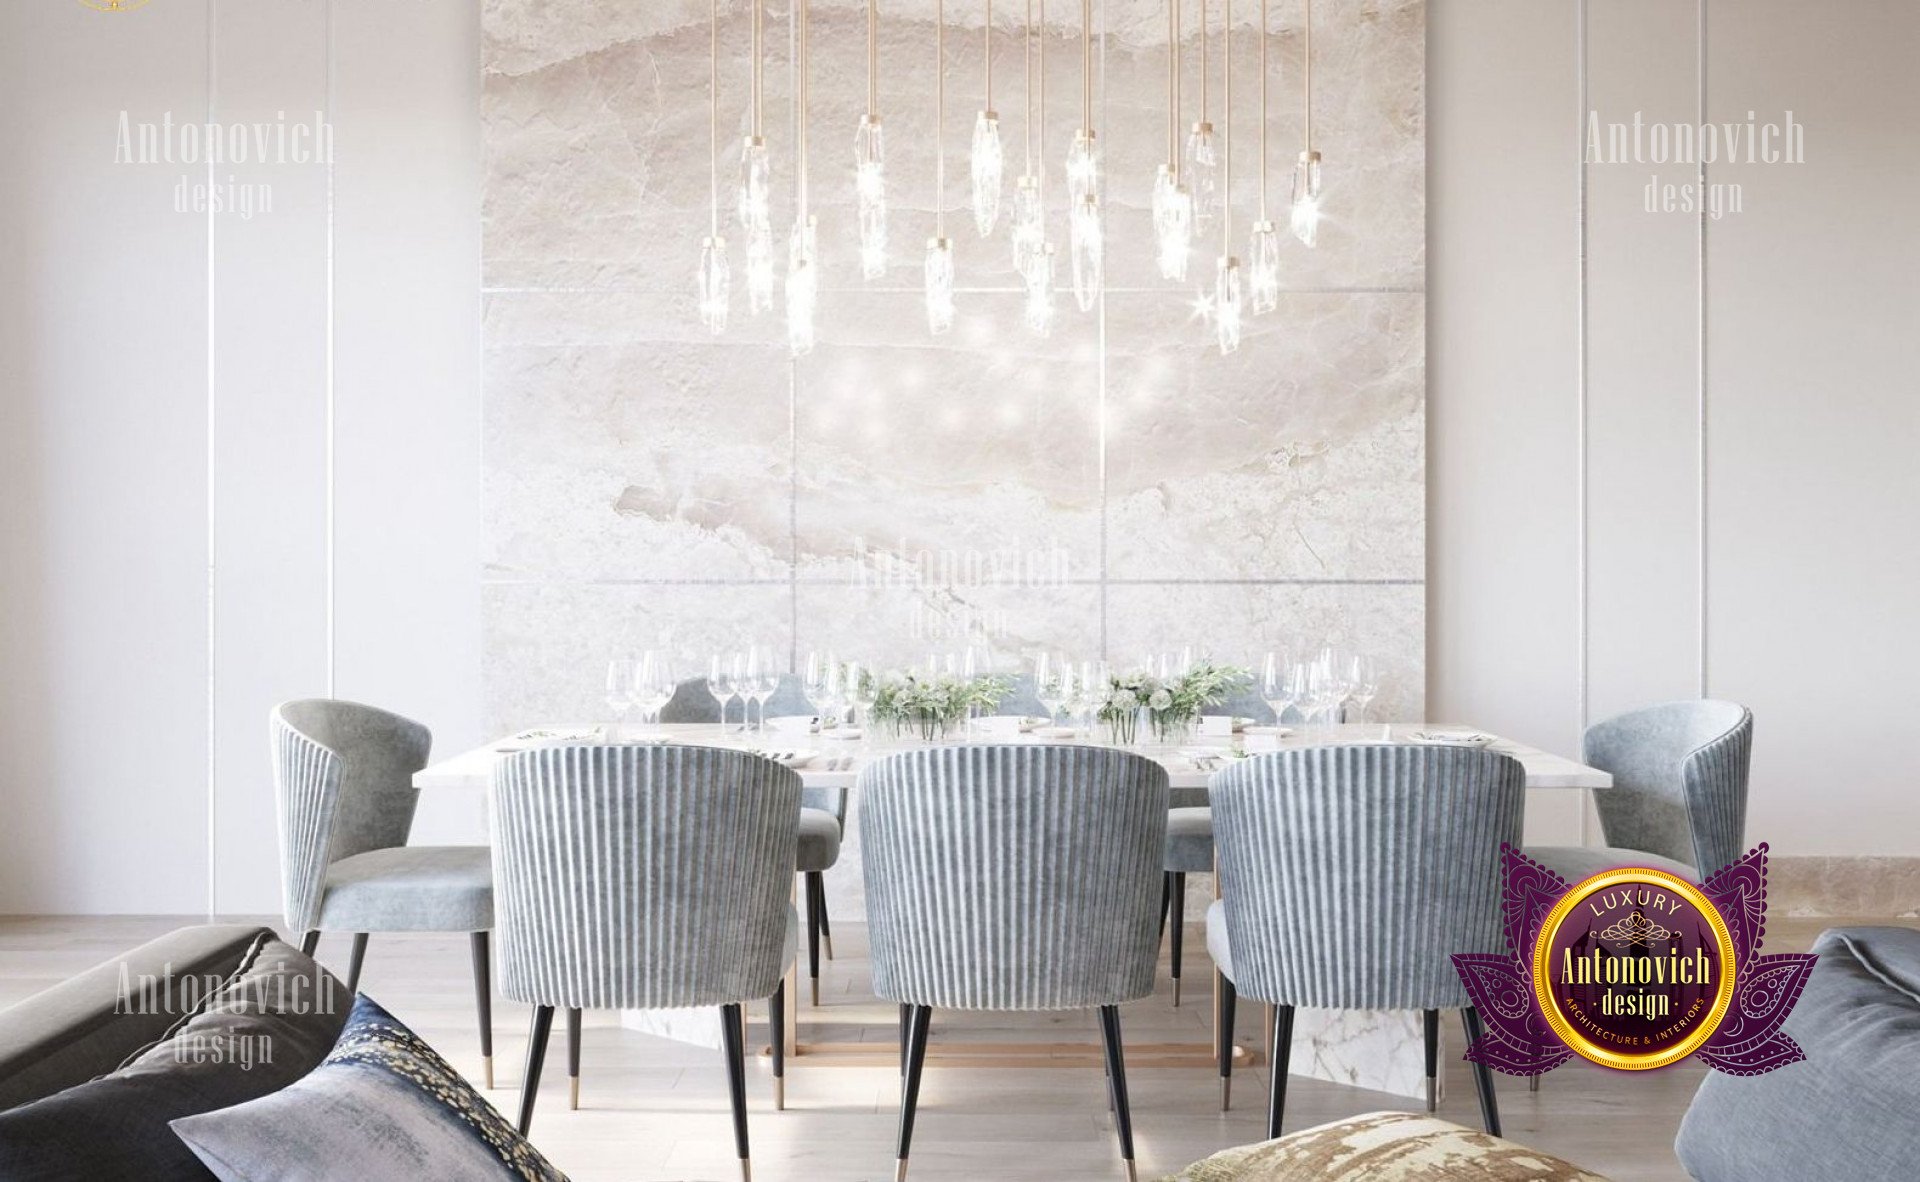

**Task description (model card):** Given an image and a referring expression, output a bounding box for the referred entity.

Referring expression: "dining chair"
[489,743,800,1182]
[1160,788,1212,1007]
[664,676,845,1006]
[1526,699,1753,883]
[860,744,1169,1182]
[271,700,496,1083]
[1207,743,1525,1138]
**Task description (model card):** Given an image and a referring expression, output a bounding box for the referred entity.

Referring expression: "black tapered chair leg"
[770,981,787,1111]
[1158,873,1172,940]
[345,933,369,994]
[470,932,494,1088]
[895,1005,932,1181]
[719,1002,751,1180]
[299,930,320,956]
[805,873,823,1007]
[898,1003,910,1078]
[815,875,834,960]
[1217,971,1237,1112]
[1098,1005,1137,1181]
[1423,1009,1440,1113]
[1266,1003,1295,1140]
[1461,1007,1502,1136]
[517,1005,555,1136]
[1168,872,1186,1007]
[566,1008,582,1110]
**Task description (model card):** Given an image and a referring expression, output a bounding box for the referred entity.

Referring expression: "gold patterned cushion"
[1162,1112,1610,1182]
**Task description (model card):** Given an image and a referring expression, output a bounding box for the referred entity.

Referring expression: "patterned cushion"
[1160,1112,1610,1182]
[171,994,566,1182]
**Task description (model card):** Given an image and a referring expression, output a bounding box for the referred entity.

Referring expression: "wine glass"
[847,661,878,731]
[1344,653,1380,725]
[1079,659,1109,730]
[746,644,781,733]
[1310,646,1354,729]
[708,653,741,729]
[1035,653,1071,726]
[804,650,839,726]
[1260,650,1297,726]
[605,657,635,738]
[634,651,677,733]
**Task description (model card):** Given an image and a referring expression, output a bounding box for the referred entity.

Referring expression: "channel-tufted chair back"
[489,744,801,1011]
[859,744,1169,1011]
[1211,744,1525,1010]
[1585,701,1753,877]
[271,700,431,934]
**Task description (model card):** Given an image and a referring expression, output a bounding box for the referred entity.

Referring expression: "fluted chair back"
[271,700,431,935]
[489,744,802,1011]
[1586,700,1752,877]
[1211,744,1525,1010]
[859,744,1169,1011]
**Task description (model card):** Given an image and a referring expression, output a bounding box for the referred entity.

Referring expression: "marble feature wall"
[481,0,1424,723]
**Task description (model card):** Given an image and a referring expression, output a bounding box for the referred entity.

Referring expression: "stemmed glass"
[1309,646,1355,729]
[804,650,842,727]
[1035,653,1072,726]
[745,644,780,734]
[1078,659,1109,731]
[847,661,878,732]
[634,651,677,733]
[1344,653,1380,726]
[708,653,742,729]
[1260,651,1298,726]
[605,657,635,739]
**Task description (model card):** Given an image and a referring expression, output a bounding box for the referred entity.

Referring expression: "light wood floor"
[1,914,1903,1182]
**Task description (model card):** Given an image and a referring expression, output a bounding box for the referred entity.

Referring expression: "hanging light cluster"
[695,0,1327,356]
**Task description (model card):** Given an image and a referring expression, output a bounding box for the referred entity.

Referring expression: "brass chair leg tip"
[1124,1160,1138,1182]
[810,979,820,1007]
[1425,1077,1436,1113]
[775,1076,786,1111]
[1220,1078,1231,1112]
[1172,979,1182,1007]
[569,1076,579,1110]
[824,935,835,961]
[894,1160,910,1182]
[482,1056,494,1090]
[738,1158,752,1182]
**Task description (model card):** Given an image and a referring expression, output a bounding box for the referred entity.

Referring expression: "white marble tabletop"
[413,722,1612,792]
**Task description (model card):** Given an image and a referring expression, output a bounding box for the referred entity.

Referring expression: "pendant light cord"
[797,0,809,218]
[1036,0,1045,203]
[751,0,763,137]
[985,0,993,112]
[1199,0,1208,122]
[1258,0,1267,217]
[710,0,719,236]
[1024,0,1033,173]
[1302,0,1313,153]
[867,0,877,117]
[1166,0,1177,171]
[935,0,945,237]
[1222,0,1231,249]
[1080,0,1091,132]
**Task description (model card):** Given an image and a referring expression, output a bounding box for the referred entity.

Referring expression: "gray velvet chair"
[1527,699,1753,883]
[489,743,800,1181]
[270,700,496,1082]
[860,744,1169,1182]
[1206,744,1525,1138]
[1161,789,1213,1007]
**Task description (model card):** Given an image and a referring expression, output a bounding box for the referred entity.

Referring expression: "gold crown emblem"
[1597,910,1676,946]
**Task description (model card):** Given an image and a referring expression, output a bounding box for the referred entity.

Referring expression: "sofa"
[1675,925,1920,1182]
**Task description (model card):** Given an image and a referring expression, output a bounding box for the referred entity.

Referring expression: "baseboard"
[1771,856,1920,918]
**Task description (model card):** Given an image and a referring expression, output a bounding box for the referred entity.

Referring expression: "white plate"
[1408,730,1495,747]
[1242,725,1293,737]
[494,727,603,752]
[1030,726,1078,739]
[821,727,864,741]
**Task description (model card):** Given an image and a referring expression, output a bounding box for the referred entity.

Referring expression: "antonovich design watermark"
[1587,109,1805,218]
[115,110,333,220]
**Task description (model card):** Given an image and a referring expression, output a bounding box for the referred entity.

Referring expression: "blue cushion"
[1165,807,1214,873]
[1675,926,1920,1181]
[171,994,566,1182]
[317,845,494,932]
[796,808,841,873]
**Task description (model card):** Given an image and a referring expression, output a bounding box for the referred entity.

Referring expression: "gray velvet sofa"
[1676,926,1920,1181]
[0,924,274,1112]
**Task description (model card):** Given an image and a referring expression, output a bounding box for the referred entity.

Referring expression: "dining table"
[414,721,1611,1092]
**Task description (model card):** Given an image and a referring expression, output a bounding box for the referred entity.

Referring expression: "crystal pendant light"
[739,0,774,313]
[697,0,729,335]
[1213,0,1241,354]
[854,0,887,279]
[1291,0,1322,246]
[1024,241,1056,336]
[970,0,1003,235]
[925,0,956,334]
[1151,0,1191,281]
[786,0,816,356]
[1185,0,1218,234]
[1010,0,1043,277]
[1246,0,1279,313]
[1215,255,1243,354]
[1070,194,1102,312]
[1066,0,1101,310]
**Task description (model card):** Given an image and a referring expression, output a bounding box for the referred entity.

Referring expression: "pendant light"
[1213,0,1242,354]
[1290,0,1322,246]
[697,0,730,334]
[855,0,887,278]
[971,0,1004,235]
[1247,0,1278,312]
[1152,0,1193,281]
[1185,0,1219,234]
[925,0,956,334]
[1023,0,1056,335]
[1067,0,1101,311]
[740,0,774,312]
[786,0,817,355]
